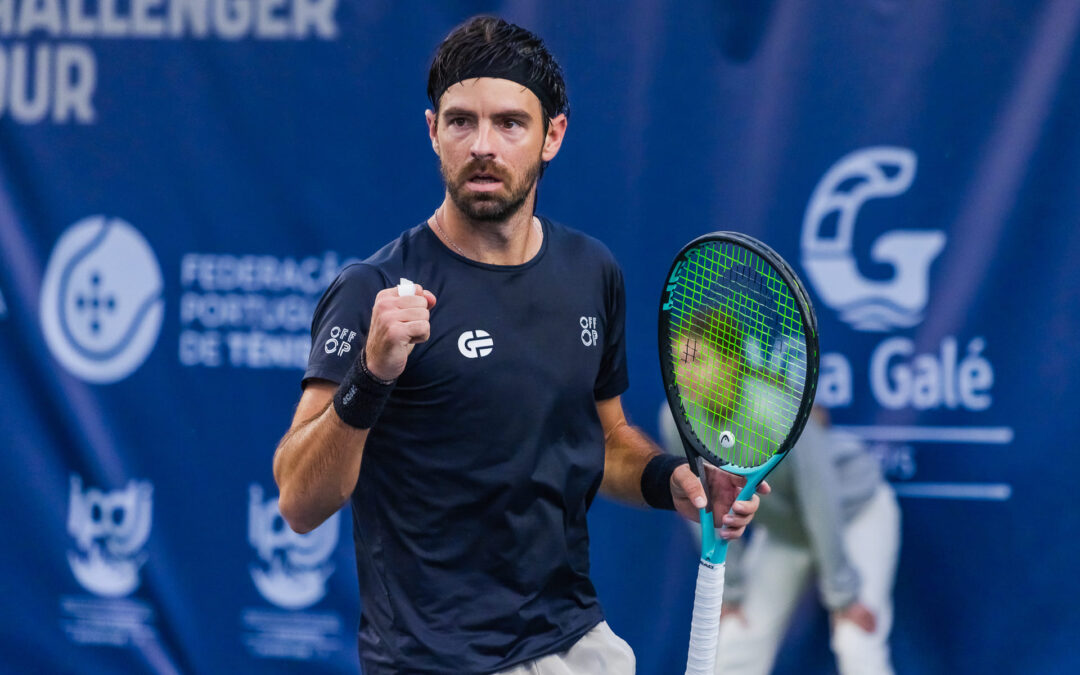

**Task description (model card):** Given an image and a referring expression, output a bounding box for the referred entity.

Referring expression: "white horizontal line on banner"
[892,482,1013,501]
[834,425,1014,444]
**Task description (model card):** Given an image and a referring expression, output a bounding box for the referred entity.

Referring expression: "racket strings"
[667,242,809,468]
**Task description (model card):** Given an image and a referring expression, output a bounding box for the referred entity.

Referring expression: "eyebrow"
[441,106,535,120]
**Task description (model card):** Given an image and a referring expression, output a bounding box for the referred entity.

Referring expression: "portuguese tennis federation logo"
[801,147,945,332]
[40,216,165,383]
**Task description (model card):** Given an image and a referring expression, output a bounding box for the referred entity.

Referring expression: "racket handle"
[685,558,726,675]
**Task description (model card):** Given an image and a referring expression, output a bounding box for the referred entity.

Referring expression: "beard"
[441,155,543,222]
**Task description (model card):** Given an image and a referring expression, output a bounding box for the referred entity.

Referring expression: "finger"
[421,289,437,308]
[393,294,432,309]
[389,307,431,323]
[718,521,748,539]
[373,289,428,314]
[730,494,760,517]
[401,319,431,343]
[722,510,756,530]
[374,287,404,304]
[408,284,438,308]
[756,479,771,495]
[672,467,707,510]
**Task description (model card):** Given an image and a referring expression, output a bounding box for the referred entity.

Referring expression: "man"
[274,16,766,674]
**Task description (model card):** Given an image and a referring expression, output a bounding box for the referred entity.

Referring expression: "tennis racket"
[658,232,819,675]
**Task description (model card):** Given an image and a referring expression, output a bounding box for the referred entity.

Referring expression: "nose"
[470,120,496,160]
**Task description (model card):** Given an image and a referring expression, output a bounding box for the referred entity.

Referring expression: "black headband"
[433,59,556,118]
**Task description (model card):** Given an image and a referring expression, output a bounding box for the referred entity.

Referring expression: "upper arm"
[592,257,629,401]
[596,395,629,443]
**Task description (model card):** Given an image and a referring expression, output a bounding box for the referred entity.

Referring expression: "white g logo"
[801,147,945,332]
[457,330,494,358]
[40,216,164,383]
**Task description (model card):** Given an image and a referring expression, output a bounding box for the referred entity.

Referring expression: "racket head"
[659,231,819,474]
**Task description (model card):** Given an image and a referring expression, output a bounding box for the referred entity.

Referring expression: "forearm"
[274,402,368,533]
[599,420,662,505]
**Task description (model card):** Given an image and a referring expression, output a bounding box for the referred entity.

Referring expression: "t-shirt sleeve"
[302,263,391,388]
[594,257,629,400]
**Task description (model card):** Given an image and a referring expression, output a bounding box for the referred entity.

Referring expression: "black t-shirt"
[303,217,629,674]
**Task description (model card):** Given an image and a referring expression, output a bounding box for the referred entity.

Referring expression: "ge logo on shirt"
[40,216,165,383]
[801,147,945,332]
[458,329,494,358]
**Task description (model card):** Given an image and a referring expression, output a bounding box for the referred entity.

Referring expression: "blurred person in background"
[661,405,900,675]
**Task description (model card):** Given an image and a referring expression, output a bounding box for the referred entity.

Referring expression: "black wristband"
[332,349,395,429]
[641,454,689,510]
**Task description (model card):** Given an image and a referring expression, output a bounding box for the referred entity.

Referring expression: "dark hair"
[427,16,570,122]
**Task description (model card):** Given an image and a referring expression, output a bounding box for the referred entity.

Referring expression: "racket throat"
[693,456,713,513]
[699,508,730,564]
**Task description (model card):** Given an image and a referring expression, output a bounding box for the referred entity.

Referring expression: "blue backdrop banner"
[2,1,1078,673]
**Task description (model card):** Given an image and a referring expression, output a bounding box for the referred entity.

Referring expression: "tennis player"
[273,16,767,674]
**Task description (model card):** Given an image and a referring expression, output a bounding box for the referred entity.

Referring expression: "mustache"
[457,160,510,182]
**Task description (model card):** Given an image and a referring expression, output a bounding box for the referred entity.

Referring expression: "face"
[427,77,566,222]
[674,335,743,420]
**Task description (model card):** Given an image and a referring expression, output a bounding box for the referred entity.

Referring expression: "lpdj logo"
[458,329,494,358]
[67,475,153,598]
[801,147,945,332]
[40,216,164,382]
[248,485,339,610]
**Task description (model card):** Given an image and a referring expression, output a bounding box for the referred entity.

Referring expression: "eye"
[447,117,469,128]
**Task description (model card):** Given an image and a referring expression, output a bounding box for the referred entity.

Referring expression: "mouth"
[464,170,504,191]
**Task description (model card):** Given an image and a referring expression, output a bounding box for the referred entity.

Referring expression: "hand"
[669,463,770,539]
[831,602,877,633]
[364,284,438,381]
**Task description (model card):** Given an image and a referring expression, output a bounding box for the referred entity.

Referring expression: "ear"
[425,109,440,155]
[541,114,568,162]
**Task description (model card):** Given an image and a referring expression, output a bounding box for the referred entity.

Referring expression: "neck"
[433,195,543,265]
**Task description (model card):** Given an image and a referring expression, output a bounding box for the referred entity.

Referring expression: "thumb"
[672,465,708,510]
[411,284,438,309]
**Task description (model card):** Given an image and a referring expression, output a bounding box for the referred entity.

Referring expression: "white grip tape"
[397,277,415,297]
[685,559,726,675]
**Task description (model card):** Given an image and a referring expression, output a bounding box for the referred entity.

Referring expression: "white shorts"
[493,621,636,675]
